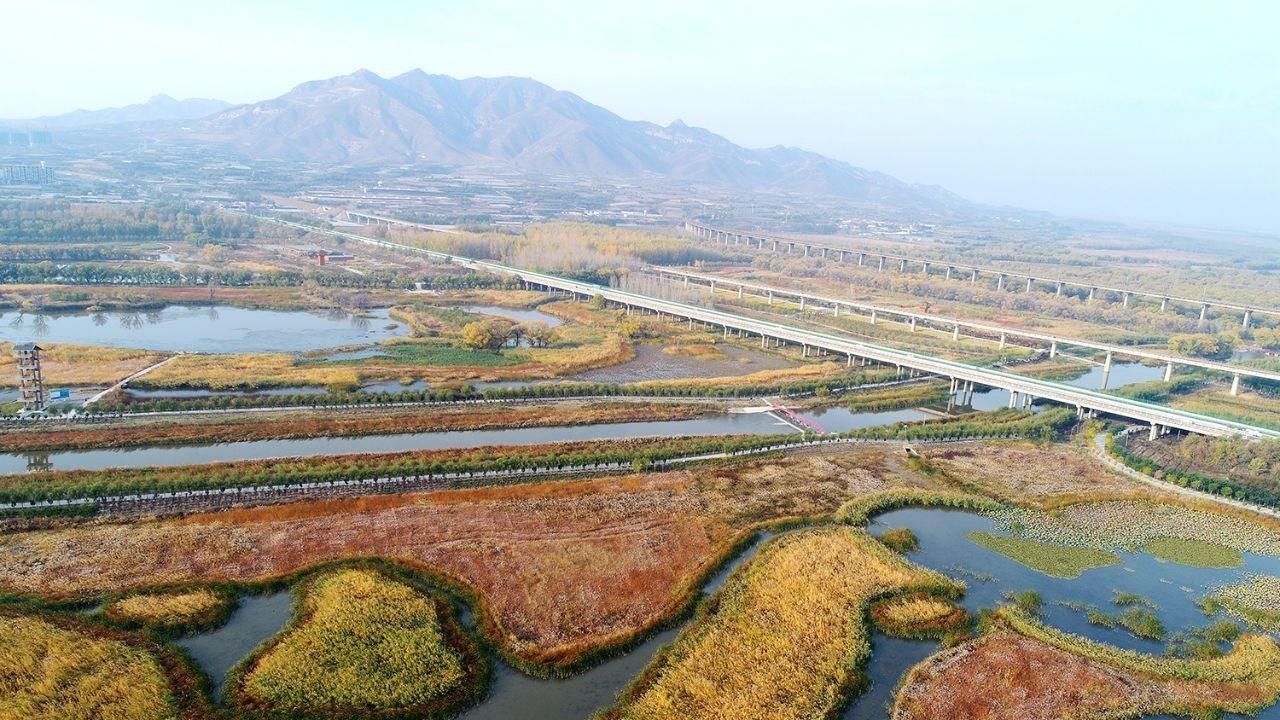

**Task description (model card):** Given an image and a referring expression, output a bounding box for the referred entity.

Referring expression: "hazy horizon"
[6,0,1278,234]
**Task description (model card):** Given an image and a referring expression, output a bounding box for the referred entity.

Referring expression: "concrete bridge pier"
[1026,277,1035,292]
[1243,309,1253,329]
[1164,362,1174,382]
[952,324,961,341]
[909,317,917,332]
[1049,341,1058,358]
[997,274,1006,291]
[899,258,908,272]
[922,261,930,275]
[804,245,811,257]
[998,332,1007,349]
[870,309,878,325]
[945,266,953,280]
[1056,282,1064,296]
[767,291,773,305]
[1088,287,1097,302]
[1122,292,1131,308]
[1101,351,1113,390]
[833,304,840,317]
[772,240,779,252]
[971,270,978,285]
[858,253,866,267]
[1232,374,1242,396]
[799,297,806,311]
[879,256,886,272]
[1008,390,1020,409]
[1160,297,1169,312]
[737,285,743,299]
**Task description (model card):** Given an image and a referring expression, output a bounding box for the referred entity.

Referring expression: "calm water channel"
[3,406,932,474]
[175,509,1280,718]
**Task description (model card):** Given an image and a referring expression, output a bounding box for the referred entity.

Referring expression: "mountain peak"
[174,69,961,208]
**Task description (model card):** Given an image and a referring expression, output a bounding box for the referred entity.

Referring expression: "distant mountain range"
[8,69,963,207]
[4,94,233,129]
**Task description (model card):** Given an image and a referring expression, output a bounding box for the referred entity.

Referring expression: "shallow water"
[176,592,292,701]
[843,507,1280,719]
[0,306,408,353]
[461,305,563,327]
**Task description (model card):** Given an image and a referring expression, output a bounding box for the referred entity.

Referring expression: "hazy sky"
[7,0,1279,232]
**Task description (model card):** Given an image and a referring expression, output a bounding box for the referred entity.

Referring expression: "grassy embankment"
[0,402,708,453]
[103,587,235,635]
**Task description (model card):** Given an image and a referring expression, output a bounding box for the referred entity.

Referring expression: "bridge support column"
[821,247,827,258]
[839,250,846,262]
[945,266,953,280]
[952,324,960,341]
[761,334,767,348]
[997,274,1006,291]
[922,261,930,275]
[1150,423,1160,441]
[870,309,878,325]
[858,253,866,267]
[804,245,810,257]
[833,304,840,317]
[1160,297,1169,312]
[999,332,1007,349]
[803,344,809,357]
[848,354,854,367]
[799,297,806,311]
[971,270,978,285]
[878,256,886,272]
[1231,374,1241,396]
[1122,292,1130,308]
[1101,351,1113,390]
[899,258,908,272]
[909,317,917,332]
[1199,304,1208,321]
[1056,282,1063,296]
[1088,287,1096,302]
[709,281,716,294]
[1164,362,1173,382]
[737,285,743,299]
[1243,309,1253,329]
[767,291,773,305]
[1026,277,1034,292]
[772,240,779,252]
[683,276,689,287]
[1009,391,1019,409]
[1050,341,1058,358]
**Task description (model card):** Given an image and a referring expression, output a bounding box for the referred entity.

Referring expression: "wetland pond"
[0,305,409,353]
[173,508,1280,719]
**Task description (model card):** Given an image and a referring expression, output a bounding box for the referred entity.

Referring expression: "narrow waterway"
[3,407,932,474]
[176,592,293,701]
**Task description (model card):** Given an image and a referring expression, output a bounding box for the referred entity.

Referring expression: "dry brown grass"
[924,441,1164,506]
[0,342,166,388]
[0,452,913,667]
[894,629,1277,720]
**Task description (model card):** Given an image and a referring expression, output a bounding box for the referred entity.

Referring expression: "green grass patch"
[1143,537,1244,568]
[967,531,1121,578]
[878,527,919,553]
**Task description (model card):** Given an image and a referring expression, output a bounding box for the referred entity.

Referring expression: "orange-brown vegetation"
[894,629,1277,720]
[0,450,918,668]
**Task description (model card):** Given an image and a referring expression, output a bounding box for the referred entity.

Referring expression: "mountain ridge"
[181,69,961,206]
[3,94,233,129]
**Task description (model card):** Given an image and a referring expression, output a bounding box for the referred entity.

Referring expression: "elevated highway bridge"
[685,220,1279,328]
[648,266,1280,395]
[260,216,1280,441]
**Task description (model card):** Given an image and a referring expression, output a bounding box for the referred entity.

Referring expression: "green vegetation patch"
[237,568,475,714]
[104,587,235,635]
[321,339,521,367]
[1207,575,1280,632]
[878,527,920,553]
[1143,537,1244,568]
[967,531,1121,578]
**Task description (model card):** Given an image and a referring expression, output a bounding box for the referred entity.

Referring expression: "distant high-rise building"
[1,164,54,185]
[13,343,45,412]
